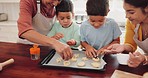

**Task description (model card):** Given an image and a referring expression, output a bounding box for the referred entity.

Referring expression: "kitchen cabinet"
[0,22,18,43]
[0,0,20,3]
[0,0,19,21]
[0,21,18,43]
[0,0,19,43]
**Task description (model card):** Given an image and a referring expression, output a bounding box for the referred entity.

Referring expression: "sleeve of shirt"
[80,22,86,42]
[111,19,122,39]
[17,0,36,38]
[124,20,137,51]
[72,24,81,47]
[47,23,57,37]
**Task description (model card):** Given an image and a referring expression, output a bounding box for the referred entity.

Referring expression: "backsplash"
[0,3,19,21]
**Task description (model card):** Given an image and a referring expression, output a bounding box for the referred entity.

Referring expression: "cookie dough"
[73,54,79,58]
[63,61,70,66]
[82,57,88,61]
[56,57,62,63]
[91,62,100,68]
[92,58,100,62]
[71,57,77,62]
[77,61,85,67]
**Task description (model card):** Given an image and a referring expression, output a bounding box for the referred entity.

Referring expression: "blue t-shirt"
[80,18,122,50]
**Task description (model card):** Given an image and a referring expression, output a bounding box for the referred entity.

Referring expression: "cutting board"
[111,70,142,78]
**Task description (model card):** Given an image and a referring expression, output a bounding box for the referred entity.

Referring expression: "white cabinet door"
[0,25,18,43]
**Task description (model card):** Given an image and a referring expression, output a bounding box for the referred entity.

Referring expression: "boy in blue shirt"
[80,0,122,58]
[47,0,80,49]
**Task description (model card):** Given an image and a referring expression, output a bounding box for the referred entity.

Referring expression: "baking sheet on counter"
[40,49,107,71]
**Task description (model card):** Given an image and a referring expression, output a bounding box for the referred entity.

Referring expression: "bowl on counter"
[116,53,129,65]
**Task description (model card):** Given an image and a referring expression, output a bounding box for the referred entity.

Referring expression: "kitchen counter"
[0,42,147,78]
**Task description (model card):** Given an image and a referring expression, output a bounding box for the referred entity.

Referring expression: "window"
[73,0,126,26]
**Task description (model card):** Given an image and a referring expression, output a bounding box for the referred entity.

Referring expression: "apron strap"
[37,0,40,12]
[134,24,140,38]
[37,0,40,4]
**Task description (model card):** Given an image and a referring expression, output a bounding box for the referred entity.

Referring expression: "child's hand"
[51,33,64,40]
[66,39,76,46]
[85,45,97,58]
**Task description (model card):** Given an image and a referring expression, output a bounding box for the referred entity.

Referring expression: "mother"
[105,0,148,67]
[17,0,73,60]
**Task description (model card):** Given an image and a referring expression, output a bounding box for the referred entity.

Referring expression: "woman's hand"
[66,39,76,46]
[85,45,97,58]
[51,33,64,40]
[104,44,124,54]
[127,52,145,67]
[97,48,105,56]
[53,40,73,60]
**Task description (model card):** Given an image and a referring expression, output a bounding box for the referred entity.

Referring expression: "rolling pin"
[0,58,14,71]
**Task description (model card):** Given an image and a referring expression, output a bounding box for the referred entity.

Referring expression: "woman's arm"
[17,0,73,60]
[17,0,37,37]
[124,20,137,52]
[97,37,120,54]
[103,37,120,49]
[21,30,73,60]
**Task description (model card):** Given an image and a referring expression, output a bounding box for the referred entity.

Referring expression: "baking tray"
[40,49,107,71]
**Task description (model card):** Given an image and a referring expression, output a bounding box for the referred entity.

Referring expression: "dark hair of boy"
[55,0,73,15]
[86,0,109,16]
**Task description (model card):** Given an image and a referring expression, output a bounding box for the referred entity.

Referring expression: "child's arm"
[51,33,64,40]
[81,41,97,58]
[66,39,76,46]
[70,26,81,47]
[67,24,80,47]
[47,24,64,40]
[97,37,120,54]
[47,24,56,37]
[99,19,122,54]
[108,37,120,46]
